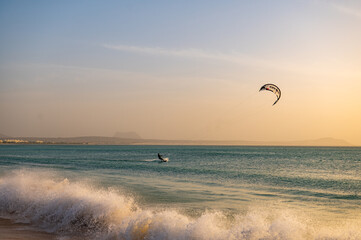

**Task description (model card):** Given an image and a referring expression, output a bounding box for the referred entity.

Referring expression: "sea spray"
[1,169,360,239]
[0,169,136,235]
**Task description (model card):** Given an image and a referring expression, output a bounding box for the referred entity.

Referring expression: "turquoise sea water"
[0,145,360,239]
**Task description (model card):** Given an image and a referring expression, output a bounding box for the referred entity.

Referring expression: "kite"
[259,84,281,105]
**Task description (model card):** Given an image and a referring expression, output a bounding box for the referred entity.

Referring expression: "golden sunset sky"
[1,1,360,145]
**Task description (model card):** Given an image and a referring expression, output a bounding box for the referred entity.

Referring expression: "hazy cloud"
[103,44,301,73]
[103,44,215,59]
[330,2,361,19]
[103,44,360,78]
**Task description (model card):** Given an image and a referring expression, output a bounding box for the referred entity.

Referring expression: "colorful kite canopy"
[259,84,281,105]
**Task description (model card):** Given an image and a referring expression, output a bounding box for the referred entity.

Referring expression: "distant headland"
[0,133,353,146]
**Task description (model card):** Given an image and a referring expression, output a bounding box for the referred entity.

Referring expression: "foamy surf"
[0,170,360,240]
[143,159,161,162]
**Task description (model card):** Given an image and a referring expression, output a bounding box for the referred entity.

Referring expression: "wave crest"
[0,169,360,240]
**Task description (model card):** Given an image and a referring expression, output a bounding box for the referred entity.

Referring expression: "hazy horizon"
[1,1,361,145]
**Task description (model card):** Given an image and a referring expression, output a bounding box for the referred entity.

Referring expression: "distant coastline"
[0,135,354,146]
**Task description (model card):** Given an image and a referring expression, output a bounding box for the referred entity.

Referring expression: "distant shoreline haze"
[0,134,353,146]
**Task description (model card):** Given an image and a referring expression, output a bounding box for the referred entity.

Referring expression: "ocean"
[0,145,360,239]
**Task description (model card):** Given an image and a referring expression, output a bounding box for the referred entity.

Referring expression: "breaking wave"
[0,170,360,240]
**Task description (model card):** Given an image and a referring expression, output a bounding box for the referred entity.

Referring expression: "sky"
[0,0,361,145]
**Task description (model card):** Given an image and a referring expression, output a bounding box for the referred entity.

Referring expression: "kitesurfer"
[158,153,168,162]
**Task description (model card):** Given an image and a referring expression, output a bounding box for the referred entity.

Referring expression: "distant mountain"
[0,134,353,146]
[0,133,10,138]
[128,137,352,146]
[113,131,142,139]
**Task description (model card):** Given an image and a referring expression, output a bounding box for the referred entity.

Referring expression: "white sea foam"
[0,169,360,240]
[142,159,159,162]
